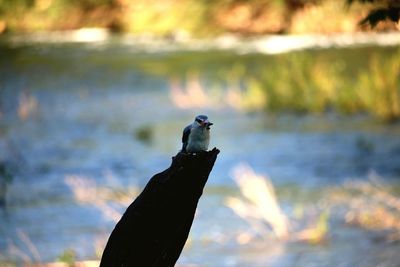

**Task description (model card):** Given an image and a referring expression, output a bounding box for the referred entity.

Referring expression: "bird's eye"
[195,118,203,124]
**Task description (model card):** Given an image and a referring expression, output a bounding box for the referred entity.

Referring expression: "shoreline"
[2,28,400,54]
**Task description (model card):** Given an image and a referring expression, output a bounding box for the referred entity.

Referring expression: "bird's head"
[195,115,213,129]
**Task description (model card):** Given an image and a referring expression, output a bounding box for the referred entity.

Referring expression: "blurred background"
[0,0,400,266]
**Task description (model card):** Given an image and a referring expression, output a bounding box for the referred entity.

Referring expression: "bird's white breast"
[186,126,210,153]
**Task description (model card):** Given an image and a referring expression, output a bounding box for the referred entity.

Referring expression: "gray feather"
[181,124,192,152]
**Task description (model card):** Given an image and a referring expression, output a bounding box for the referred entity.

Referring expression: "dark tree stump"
[100,148,220,267]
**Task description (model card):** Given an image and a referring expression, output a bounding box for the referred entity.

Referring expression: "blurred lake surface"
[0,35,400,266]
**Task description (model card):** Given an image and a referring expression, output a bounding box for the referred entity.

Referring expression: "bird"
[181,115,213,153]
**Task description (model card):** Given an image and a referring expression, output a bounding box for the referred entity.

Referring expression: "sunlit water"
[0,37,400,266]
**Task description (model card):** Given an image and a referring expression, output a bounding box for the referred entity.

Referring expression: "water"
[0,37,400,265]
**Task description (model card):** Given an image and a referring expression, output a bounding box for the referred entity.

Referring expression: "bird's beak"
[205,120,213,129]
[202,120,210,126]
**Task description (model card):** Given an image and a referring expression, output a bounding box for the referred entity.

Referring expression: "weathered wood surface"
[100,148,220,267]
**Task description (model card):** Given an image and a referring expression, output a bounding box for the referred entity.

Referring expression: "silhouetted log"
[100,148,220,267]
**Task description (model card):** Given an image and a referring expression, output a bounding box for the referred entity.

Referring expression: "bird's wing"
[181,124,192,152]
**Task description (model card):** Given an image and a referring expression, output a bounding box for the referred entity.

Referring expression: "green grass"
[356,49,400,121]
[2,42,398,121]
[126,46,400,121]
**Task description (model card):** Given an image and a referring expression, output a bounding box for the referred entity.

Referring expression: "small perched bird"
[181,115,213,153]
